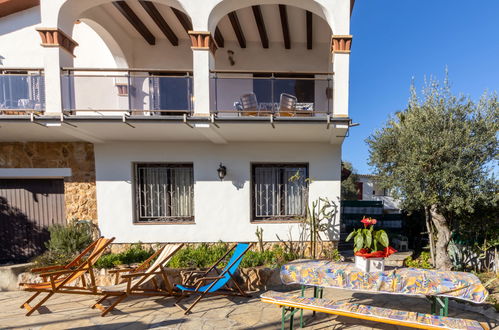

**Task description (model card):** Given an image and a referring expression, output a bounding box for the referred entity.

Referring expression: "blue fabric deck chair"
[174,243,252,314]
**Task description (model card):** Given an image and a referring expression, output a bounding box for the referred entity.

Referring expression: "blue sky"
[344,0,499,174]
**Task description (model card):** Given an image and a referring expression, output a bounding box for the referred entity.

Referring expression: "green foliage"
[255,226,264,253]
[167,243,300,269]
[346,223,389,253]
[404,251,433,269]
[95,244,153,269]
[366,74,498,216]
[303,198,338,258]
[45,221,93,254]
[366,73,498,269]
[321,246,343,262]
[32,220,94,267]
[167,242,230,269]
[341,161,360,200]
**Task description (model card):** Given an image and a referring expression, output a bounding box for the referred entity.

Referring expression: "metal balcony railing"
[210,70,333,117]
[61,68,193,116]
[0,69,45,113]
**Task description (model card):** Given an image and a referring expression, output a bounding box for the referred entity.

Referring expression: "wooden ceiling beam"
[113,1,155,45]
[228,11,246,48]
[251,5,268,49]
[214,27,224,48]
[278,5,290,49]
[139,1,178,46]
[171,7,192,35]
[306,11,313,50]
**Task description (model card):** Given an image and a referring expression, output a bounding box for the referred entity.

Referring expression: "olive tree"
[341,161,360,200]
[366,76,498,270]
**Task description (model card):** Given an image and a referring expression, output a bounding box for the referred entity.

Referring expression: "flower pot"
[354,256,385,272]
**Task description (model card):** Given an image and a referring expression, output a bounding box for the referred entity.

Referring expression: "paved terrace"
[1,287,495,330]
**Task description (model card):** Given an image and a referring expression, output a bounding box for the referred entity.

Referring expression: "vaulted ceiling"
[87,1,332,49]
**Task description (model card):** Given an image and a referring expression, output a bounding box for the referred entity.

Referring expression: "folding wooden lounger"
[92,243,184,316]
[175,242,252,314]
[20,237,115,316]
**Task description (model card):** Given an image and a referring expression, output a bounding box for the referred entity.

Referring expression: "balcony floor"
[0,114,349,144]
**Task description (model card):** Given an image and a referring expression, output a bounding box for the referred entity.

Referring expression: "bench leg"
[282,306,298,330]
[300,285,305,328]
[312,286,323,317]
[429,296,449,317]
[282,306,286,330]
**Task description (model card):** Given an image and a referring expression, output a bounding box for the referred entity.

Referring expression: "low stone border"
[0,263,33,291]
[17,266,282,292]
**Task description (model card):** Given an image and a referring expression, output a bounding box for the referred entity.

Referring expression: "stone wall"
[0,142,97,223]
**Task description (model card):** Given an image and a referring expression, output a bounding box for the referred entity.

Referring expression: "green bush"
[322,247,343,262]
[168,243,307,269]
[32,220,94,267]
[168,242,229,268]
[404,251,433,269]
[95,244,153,269]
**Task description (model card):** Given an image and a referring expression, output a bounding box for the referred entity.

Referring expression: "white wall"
[95,142,341,243]
[0,7,43,68]
[358,176,401,211]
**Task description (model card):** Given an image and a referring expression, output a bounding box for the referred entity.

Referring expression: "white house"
[356,174,401,214]
[0,0,354,261]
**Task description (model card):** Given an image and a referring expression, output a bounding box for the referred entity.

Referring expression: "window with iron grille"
[134,164,194,223]
[251,164,308,221]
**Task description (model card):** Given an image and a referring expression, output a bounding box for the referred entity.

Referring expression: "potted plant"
[345,217,397,272]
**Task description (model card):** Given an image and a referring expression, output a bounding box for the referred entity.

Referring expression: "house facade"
[356,174,401,214]
[0,0,354,260]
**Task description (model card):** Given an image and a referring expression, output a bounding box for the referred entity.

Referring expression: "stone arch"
[207,0,334,34]
[75,18,130,68]
[54,0,192,37]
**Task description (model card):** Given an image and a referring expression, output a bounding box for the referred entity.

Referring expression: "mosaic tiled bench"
[261,291,490,330]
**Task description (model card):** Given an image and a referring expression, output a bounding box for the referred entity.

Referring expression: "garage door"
[0,179,66,263]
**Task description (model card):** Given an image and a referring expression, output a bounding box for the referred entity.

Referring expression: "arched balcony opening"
[208,3,334,117]
[61,1,194,117]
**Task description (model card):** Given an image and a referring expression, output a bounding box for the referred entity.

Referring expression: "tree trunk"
[430,205,453,270]
[424,206,436,267]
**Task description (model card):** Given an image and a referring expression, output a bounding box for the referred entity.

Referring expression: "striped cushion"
[261,291,488,330]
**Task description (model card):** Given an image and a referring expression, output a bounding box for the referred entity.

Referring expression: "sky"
[344,0,499,174]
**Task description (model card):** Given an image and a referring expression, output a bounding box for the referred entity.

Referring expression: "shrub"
[168,242,230,268]
[32,220,94,267]
[167,243,305,269]
[322,246,343,262]
[404,251,433,269]
[95,244,153,269]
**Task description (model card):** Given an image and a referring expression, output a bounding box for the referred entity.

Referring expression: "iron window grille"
[251,163,309,221]
[134,163,194,223]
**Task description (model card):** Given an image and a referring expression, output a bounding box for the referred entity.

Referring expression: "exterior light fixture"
[217,163,227,180]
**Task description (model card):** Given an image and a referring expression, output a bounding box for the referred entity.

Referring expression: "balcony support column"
[36,28,77,114]
[189,31,217,116]
[331,35,352,117]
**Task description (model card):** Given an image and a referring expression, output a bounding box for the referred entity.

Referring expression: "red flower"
[360,217,377,226]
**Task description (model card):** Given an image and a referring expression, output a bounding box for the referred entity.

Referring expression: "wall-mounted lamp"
[217,163,227,180]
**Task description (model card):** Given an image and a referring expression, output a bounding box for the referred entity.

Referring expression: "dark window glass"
[135,163,194,223]
[252,164,308,221]
[252,73,314,103]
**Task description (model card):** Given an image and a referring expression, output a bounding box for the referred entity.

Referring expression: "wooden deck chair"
[175,242,252,314]
[92,243,183,316]
[20,236,115,316]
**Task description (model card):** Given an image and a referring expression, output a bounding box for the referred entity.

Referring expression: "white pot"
[354,256,385,272]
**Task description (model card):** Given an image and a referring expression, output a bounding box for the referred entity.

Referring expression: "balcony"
[211,71,333,118]
[61,68,193,117]
[0,69,45,114]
